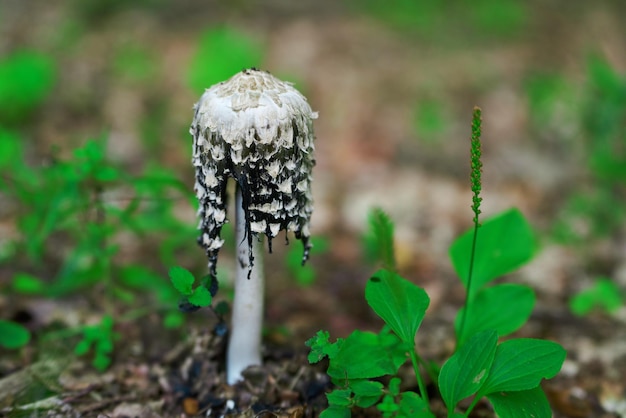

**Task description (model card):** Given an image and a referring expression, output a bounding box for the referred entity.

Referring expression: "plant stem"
[227,186,265,384]
[458,221,479,346]
[410,349,429,404]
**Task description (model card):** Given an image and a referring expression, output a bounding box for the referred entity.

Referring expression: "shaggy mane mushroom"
[190,68,317,384]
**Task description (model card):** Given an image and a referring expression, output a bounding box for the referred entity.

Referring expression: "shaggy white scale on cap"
[191,69,317,280]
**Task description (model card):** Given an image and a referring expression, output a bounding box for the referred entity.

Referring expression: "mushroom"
[190,68,317,384]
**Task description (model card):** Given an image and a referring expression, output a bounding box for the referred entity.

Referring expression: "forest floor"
[1,1,626,417]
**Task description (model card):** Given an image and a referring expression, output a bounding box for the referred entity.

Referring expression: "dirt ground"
[1,1,626,417]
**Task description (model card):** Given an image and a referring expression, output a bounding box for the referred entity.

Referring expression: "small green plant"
[308,108,565,417]
[0,319,31,349]
[74,315,119,371]
[0,50,56,124]
[552,56,626,243]
[569,277,623,316]
[168,266,213,310]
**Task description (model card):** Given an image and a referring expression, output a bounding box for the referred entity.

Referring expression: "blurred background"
[1,0,625,387]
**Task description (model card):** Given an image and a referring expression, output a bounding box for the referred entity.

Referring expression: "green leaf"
[74,339,92,356]
[0,320,31,349]
[438,330,497,411]
[377,394,399,414]
[389,377,401,396]
[0,50,56,123]
[363,208,396,271]
[351,379,383,407]
[327,389,353,407]
[306,330,341,364]
[169,266,195,295]
[12,273,46,294]
[351,379,384,398]
[365,269,430,345]
[450,208,535,296]
[487,387,552,418]
[398,391,434,418]
[188,285,212,307]
[455,284,535,345]
[93,351,112,371]
[327,330,406,380]
[479,338,566,395]
[320,405,351,418]
[570,277,623,316]
[163,312,184,329]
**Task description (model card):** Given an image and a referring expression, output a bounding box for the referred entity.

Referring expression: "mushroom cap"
[191,69,317,279]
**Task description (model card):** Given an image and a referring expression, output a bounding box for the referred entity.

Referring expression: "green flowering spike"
[470,107,483,225]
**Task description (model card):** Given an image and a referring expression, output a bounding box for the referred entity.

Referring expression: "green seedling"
[362,208,396,272]
[74,315,119,371]
[0,319,31,349]
[570,277,623,316]
[168,266,213,310]
[308,108,565,417]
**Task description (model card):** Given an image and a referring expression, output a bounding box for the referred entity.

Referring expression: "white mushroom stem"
[227,186,265,384]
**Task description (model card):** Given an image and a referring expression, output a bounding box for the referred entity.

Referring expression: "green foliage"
[454,284,535,345]
[362,208,396,271]
[168,266,212,308]
[187,27,263,94]
[439,332,565,415]
[0,134,197,352]
[74,315,119,371]
[353,0,526,40]
[0,320,31,349]
[439,330,498,411]
[365,270,429,344]
[552,56,626,243]
[309,108,564,416]
[0,50,56,124]
[569,278,623,316]
[449,208,536,297]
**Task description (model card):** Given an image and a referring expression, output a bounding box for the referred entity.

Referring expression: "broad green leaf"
[398,391,434,418]
[487,387,552,418]
[320,405,351,418]
[188,286,212,307]
[449,208,535,296]
[363,208,396,271]
[0,320,31,349]
[365,269,430,345]
[455,284,535,345]
[169,266,195,295]
[327,389,353,407]
[352,380,383,408]
[479,338,566,395]
[74,339,91,356]
[438,330,497,411]
[327,330,406,380]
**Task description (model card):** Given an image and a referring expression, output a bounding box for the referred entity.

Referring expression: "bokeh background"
[1,0,626,414]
